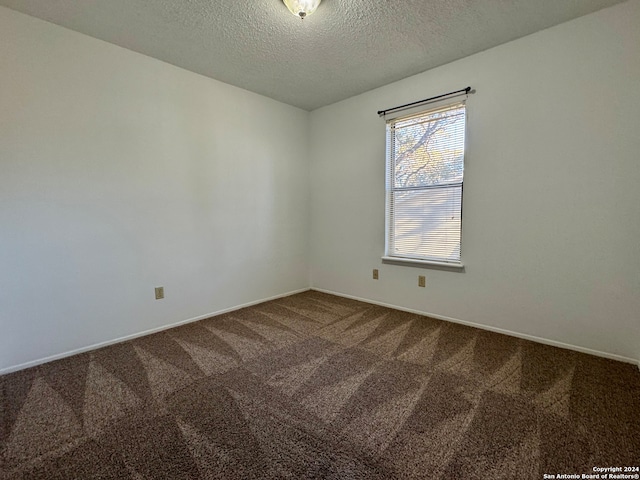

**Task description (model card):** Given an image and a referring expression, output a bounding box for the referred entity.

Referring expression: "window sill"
[381,256,465,271]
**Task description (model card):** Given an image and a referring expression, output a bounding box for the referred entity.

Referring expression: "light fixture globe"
[282,0,321,19]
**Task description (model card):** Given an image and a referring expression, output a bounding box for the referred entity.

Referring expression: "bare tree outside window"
[386,103,466,263]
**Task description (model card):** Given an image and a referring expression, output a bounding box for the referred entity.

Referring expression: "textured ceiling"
[0,0,628,110]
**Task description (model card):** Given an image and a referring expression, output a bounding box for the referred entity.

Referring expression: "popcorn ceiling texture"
[0,0,628,110]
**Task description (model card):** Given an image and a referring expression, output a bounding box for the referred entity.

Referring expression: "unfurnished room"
[0,0,639,478]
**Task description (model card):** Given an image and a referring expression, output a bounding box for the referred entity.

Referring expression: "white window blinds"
[385,102,466,264]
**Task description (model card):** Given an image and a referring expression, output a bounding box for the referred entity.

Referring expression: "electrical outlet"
[418,276,426,287]
[373,269,379,280]
[155,286,164,300]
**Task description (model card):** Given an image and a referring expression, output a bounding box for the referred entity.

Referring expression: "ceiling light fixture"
[282,0,322,19]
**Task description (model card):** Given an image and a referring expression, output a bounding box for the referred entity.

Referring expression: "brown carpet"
[1,290,639,479]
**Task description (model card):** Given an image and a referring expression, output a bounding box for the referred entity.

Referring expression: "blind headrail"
[377,86,472,117]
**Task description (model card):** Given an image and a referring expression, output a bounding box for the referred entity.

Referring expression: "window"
[384,102,466,266]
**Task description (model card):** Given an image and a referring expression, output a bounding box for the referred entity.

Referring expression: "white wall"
[2,2,639,373]
[0,7,309,372]
[309,0,640,362]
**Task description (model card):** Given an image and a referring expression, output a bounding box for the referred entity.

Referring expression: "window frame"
[382,101,467,269]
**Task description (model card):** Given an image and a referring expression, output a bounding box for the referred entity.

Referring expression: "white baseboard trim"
[0,287,311,376]
[312,287,639,366]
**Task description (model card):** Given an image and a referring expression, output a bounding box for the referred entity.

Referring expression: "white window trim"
[383,100,466,269]
[381,255,465,269]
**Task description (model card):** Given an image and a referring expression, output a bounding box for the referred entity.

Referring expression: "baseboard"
[4,286,636,374]
[312,287,639,366]
[0,287,311,375]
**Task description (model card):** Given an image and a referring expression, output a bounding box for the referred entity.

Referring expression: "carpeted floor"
[1,290,639,479]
